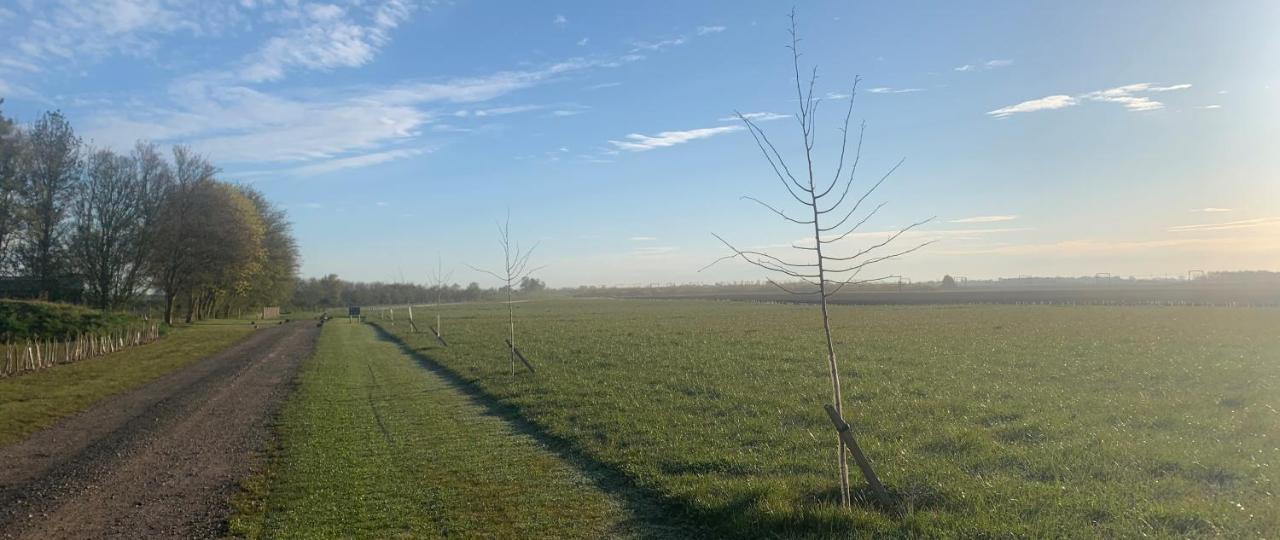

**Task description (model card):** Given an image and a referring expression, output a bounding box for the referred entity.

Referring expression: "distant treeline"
[291,274,546,308]
[0,103,298,324]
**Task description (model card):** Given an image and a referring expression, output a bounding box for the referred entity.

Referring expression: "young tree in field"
[705,12,934,508]
[16,110,81,297]
[428,254,453,335]
[0,101,22,271]
[468,216,543,375]
[71,148,146,309]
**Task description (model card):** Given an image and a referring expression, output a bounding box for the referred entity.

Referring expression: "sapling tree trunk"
[469,215,543,376]
[705,10,934,508]
[429,254,453,337]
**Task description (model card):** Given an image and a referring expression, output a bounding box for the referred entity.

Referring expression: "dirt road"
[0,321,319,539]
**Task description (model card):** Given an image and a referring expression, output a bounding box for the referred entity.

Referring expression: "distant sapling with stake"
[468,214,544,375]
[704,10,934,508]
[428,254,453,342]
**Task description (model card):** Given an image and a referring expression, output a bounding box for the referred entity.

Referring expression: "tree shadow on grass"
[370,324,913,538]
[371,325,702,539]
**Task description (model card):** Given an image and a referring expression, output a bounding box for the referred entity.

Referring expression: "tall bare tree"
[468,215,542,375]
[148,146,217,324]
[705,11,934,508]
[121,142,174,305]
[0,101,21,271]
[71,148,145,309]
[16,110,81,298]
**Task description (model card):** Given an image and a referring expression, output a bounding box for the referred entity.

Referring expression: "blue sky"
[2,0,1277,286]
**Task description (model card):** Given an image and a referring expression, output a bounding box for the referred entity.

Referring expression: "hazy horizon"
[2,1,1276,288]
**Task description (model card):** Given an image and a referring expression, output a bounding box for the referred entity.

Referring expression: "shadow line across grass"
[370,323,900,538]
[370,325,704,538]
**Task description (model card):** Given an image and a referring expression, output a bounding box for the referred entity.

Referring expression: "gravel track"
[0,321,319,539]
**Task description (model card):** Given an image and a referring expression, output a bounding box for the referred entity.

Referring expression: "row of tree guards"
[0,323,162,378]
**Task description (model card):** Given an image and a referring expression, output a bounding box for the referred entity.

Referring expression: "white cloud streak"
[868,87,924,94]
[987,95,1077,118]
[718,112,789,122]
[290,147,430,177]
[1167,217,1280,233]
[238,1,415,83]
[954,59,1013,72]
[949,215,1019,224]
[989,82,1193,118]
[608,125,742,152]
[696,25,726,35]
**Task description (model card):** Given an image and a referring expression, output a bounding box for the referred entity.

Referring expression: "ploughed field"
[370,299,1278,538]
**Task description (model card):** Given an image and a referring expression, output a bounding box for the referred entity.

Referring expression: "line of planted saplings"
[0,323,162,378]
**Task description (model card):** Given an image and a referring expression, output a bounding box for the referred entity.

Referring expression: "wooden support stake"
[429,326,448,347]
[823,404,891,507]
[504,339,535,373]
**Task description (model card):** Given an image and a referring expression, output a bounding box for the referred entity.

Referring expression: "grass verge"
[232,321,657,538]
[0,322,254,447]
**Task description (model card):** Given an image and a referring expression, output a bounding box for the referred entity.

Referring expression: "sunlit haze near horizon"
[2,1,1276,287]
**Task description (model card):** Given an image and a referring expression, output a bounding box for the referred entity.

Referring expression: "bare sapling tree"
[468,215,543,375]
[428,253,453,338]
[704,11,934,508]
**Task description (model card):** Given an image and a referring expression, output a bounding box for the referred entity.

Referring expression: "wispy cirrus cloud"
[696,25,726,35]
[988,95,1077,118]
[238,1,416,83]
[290,146,431,177]
[1191,207,1233,213]
[631,37,687,52]
[608,125,742,152]
[72,16,721,177]
[1167,217,1280,233]
[1080,83,1191,112]
[954,59,1013,72]
[868,87,924,94]
[949,215,1019,224]
[989,82,1192,118]
[718,112,789,122]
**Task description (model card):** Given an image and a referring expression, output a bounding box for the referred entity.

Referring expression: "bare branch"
[702,233,821,279]
[465,263,506,283]
[740,114,813,201]
[817,80,861,198]
[766,276,822,296]
[817,157,902,225]
[822,217,935,261]
[742,195,815,225]
[825,274,898,296]
[820,201,887,244]
[824,239,938,275]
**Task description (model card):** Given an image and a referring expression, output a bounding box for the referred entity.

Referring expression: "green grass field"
[233,321,677,538]
[0,322,253,447]
[359,299,1279,538]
